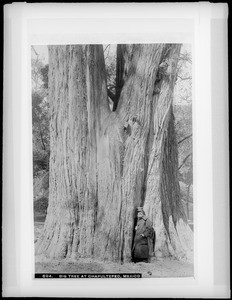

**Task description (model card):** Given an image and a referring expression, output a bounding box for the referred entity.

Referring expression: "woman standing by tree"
[132,207,155,263]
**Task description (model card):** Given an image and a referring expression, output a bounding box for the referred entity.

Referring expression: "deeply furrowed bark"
[36,45,88,258]
[143,44,193,260]
[35,45,109,258]
[93,44,165,262]
[35,43,193,262]
[160,108,193,260]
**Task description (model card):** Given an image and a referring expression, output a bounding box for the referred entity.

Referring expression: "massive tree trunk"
[35,43,193,262]
[142,45,193,260]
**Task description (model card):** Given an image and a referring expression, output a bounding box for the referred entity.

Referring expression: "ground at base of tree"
[35,256,194,278]
[34,221,193,278]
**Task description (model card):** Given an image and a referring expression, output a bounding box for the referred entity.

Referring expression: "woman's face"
[137,211,143,219]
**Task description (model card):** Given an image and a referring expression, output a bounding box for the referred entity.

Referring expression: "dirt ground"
[34,221,194,278]
[35,256,194,278]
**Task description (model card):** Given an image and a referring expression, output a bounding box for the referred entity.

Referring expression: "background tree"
[104,44,117,110]
[174,48,193,222]
[31,47,50,211]
[35,44,193,262]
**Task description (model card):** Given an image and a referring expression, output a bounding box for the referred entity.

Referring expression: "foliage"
[173,45,193,190]
[174,48,192,104]
[174,101,193,221]
[33,171,49,201]
[174,104,192,184]
[34,196,49,215]
[31,47,50,177]
[40,64,49,89]
[103,45,117,110]
[32,91,49,176]
[105,57,116,93]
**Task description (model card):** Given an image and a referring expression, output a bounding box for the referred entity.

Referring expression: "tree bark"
[35,45,109,258]
[142,45,193,260]
[186,183,191,220]
[36,43,193,262]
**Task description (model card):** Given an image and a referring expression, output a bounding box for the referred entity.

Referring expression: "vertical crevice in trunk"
[113,44,133,111]
[113,44,125,111]
[161,108,187,229]
[93,44,165,262]
[163,77,193,259]
[160,108,193,260]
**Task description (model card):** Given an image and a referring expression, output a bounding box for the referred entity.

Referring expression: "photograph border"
[3,2,229,298]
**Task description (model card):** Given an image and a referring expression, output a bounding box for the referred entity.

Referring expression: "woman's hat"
[137,207,145,214]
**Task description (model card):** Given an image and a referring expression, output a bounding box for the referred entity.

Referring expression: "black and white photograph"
[3,2,229,298]
[32,43,194,278]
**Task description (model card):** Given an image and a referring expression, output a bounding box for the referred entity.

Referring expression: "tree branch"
[179,52,192,64]
[107,84,116,90]
[39,123,46,151]
[107,88,117,103]
[178,134,192,144]
[104,44,111,60]
[32,46,39,63]
[177,75,192,81]
[104,44,110,53]
[178,153,192,170]
[181,198,193,204]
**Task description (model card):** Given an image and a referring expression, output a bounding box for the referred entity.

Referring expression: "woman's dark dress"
[132,216,154,262]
